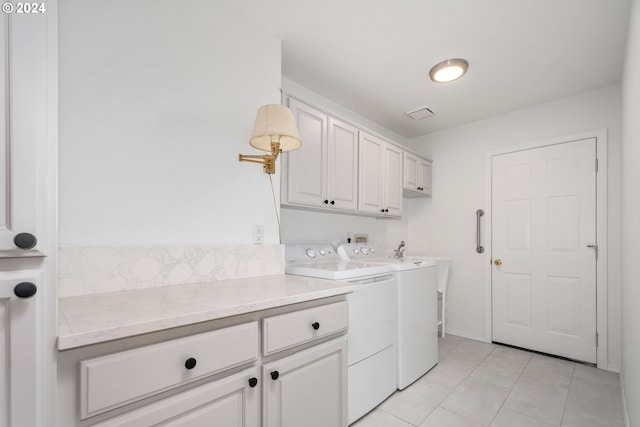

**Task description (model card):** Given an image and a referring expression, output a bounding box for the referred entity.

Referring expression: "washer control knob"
[370,248,376,254]
[305,249,316,258]
[360,247,369,255]
[318,249,327,256]
[353,248,360,255]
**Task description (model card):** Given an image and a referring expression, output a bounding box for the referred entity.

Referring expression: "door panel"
[286,99,327,207]
[327,118,358,211]
[492,138,597,363]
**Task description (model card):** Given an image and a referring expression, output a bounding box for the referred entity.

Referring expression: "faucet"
[393,240,406,258]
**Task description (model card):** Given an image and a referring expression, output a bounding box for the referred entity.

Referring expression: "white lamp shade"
[249,105,302,152]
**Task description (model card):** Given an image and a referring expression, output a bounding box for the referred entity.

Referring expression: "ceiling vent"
[406,106,435,120]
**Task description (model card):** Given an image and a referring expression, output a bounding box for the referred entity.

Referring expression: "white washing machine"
[285,244,397,424]
[338,243,443,389]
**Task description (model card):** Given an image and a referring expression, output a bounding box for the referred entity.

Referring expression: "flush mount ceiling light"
[429,58,469,83]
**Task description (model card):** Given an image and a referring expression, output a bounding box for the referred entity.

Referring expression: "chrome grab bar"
[476,209,485,253]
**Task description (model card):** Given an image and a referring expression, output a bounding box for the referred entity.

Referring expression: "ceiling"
[220,0,632,139]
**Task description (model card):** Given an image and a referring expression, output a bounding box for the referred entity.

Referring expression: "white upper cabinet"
[0,14,49,254]
[358,132,403,217]
[403,151,432,197]
[384,143,404,215]
[283,99,358,212]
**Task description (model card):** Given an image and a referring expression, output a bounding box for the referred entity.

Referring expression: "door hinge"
[595,158,599,172]
[596,332,599,347]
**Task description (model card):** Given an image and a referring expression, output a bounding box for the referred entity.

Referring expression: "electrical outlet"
[253,225,264,244]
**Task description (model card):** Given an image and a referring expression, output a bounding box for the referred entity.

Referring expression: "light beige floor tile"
[561,365,625,427]
[421,356,479,388]
[447,340,497,364]
[490,345,534,365]
[521,355,574,386]
[469,354,528,388]
[379,387,440,425]
[350,408,413,427]
[418,407,483,427]
[491,407,554,427]
[503,373,570,426]
[380,375,454,425]
[355,338,625,427]
[440,376,511,425]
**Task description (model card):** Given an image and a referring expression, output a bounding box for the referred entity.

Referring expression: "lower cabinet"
[263,337,348,427]
[58,299,349,427]
[92,366,260,427]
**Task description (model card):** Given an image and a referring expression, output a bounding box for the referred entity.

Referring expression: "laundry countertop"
[58,274,356,350]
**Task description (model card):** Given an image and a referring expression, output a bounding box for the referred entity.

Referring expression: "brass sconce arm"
[239,142,280,174]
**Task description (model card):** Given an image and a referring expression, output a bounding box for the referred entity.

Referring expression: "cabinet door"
[0,275,39,427]
[327,118,358,211]
[285,99,327,208]
[92,366,260,427]
[383,143,403,216]
[263,337,347,427]
[403,151,419,192]
[418,158,433,196]
[357,132,384,215]
[0,13,49,252]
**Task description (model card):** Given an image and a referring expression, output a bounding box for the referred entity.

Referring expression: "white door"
[286,98,327,208]
[418,158,432,196]
[263,337,347,427]
[1,13,45,251]
[327,118,358,211]
[491,138,597,363]
[357,132,384,215]
[383,143,403,216]
[0,275,39,427]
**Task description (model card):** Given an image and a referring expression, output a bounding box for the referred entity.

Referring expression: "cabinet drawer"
[90,366,260,427]
[263,301,348,356]
[80,321,258,419]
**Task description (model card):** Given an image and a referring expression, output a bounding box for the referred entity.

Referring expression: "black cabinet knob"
[14,233,37,250]
[271,371,279,380]
[380,209,385,212]
[14,282,37,299]
[312,322,320,330]
[184,358,197,370]
[323,200,329,204]
[248,377,258,388]
[330,200,335,205]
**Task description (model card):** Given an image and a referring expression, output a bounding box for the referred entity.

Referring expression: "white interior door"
[491,138,597,363]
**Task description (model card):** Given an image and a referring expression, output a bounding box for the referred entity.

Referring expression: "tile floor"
[352,334,625,427]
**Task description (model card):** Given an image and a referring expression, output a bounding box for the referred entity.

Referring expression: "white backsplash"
[59,244,284,297]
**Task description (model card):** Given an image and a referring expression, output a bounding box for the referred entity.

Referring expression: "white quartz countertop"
[58,274,357,350]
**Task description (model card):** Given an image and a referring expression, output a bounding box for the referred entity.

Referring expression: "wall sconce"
[239,104,302,174]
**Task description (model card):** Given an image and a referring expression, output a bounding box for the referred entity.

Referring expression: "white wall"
[58,0,282,246]
[621,0,640,424]
[280,78,410,250]
[406,85,622,370]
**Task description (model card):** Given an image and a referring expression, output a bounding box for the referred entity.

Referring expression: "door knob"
[494,259,503,266]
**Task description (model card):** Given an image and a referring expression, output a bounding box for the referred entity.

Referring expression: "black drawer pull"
[184,358,197,370]
[271,371,279,380]
[248,377,258,388]
[14,282,37,299]
[14,233,37,250]
[312,322,320,330]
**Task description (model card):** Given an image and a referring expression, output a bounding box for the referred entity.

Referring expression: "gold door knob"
[494,259,503,266]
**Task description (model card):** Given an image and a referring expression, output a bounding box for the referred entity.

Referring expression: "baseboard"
[620,372,630,427]
[443,328,487,343]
